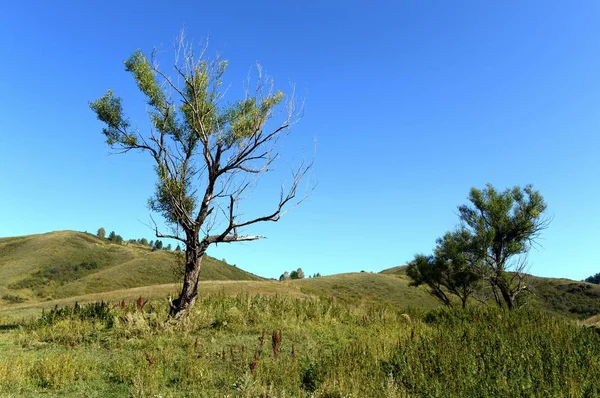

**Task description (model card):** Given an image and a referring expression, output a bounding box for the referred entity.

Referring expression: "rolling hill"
[1,231,599,323]
[0,231,261,305]
[379,265,600,319]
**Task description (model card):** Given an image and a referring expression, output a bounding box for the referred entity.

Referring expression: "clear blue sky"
[1,1,598,280]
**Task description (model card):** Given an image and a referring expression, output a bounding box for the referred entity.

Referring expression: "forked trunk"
[169,241,205,318]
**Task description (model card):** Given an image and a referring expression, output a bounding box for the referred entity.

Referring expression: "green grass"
[293,272,439,309]
[380,265,408,276]
[1,232,600,396]
[0,295,598,397]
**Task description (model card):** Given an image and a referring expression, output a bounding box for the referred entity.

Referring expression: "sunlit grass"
[0,293,598,397]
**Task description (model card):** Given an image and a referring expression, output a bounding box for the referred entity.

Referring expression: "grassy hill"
[0,231,261,306]
[379,264,408,276]
[1,231,599,323]
[379,265,600,319]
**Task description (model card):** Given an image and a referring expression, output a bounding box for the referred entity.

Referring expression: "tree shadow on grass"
[0,323,20,332]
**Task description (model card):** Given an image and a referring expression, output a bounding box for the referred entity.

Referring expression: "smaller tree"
[296,268,305,279]
[290,270,299,279]
[166,243,172,251]
[279,271,290,281]
[584,273,600,284]
[97,227,106,239]
[108,231,116,241]
[154,240,163,250]
[139,238,149,246]
[407,229,480,308]
[407,254,453,307]
[175,244,181,252]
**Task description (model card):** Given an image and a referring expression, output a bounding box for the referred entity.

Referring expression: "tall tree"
[90,35,311,318]
[458,184,550,309]
[96,227,106,238]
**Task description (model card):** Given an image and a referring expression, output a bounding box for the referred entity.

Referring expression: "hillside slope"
[0,231,261,304]
[380,265,600,319]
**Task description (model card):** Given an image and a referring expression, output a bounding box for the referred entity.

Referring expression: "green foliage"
[88,90,131,146]
[407,229,480,308]
[459,184,550,309]
[459,184,548,263]
[96,227,105,239]
[35,301,114,328]
[407,254,453,306]
[107,231,116,241]
[584,272,600,284]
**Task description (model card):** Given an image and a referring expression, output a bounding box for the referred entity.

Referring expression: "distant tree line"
[95,227,180,251]
[585,273,600,284]
[280,268,305,281]
[406,184,551,310]
[278,268,322,281]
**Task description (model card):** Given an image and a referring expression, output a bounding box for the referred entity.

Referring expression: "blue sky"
[0,1,599,280]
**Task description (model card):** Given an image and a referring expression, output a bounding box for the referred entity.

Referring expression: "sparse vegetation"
[1,294,24,304]
[0,294,598,396]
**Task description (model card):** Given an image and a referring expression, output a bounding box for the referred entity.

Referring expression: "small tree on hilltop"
[290,270,299,279]
[296,268,305,279]
[108,231,116,241]
[90,34,312,318]
[97,227,106,238]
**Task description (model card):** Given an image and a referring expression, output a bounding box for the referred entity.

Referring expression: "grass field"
[2,230,600,322]
[1,230,600,396]
[0,295,599,397]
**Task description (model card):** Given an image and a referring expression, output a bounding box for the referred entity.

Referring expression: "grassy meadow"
[0,295,599,397]
[1,231,600,396]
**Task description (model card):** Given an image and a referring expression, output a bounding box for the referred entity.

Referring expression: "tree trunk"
[494,275,514,310]
[169,239,206,318]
